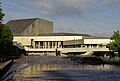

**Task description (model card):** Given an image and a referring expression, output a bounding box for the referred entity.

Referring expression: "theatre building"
[6,18,111,56]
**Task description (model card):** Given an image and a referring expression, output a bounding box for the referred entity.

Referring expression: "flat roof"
[82,36,110,39]
[14,33,90,36]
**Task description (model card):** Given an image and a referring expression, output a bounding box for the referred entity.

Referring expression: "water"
[3,56,120,81]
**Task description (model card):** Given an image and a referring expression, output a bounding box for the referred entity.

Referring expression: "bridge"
[60,47,110,55]
[27,47,110,56]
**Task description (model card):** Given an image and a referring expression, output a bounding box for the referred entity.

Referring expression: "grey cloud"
[6,0,117,17]
[25,0,94,16]
[24,0,120,16]
[103,0,120,5]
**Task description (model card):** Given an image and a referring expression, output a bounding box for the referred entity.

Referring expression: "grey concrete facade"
[6,18,53,36]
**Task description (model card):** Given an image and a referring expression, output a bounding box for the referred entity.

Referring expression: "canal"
[2,56,120,81]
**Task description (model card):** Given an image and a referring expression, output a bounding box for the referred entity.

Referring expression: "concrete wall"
[13,36,82,46]
[84,39,110,44]
[63,39,84,45]
[13,36,110,47]
[63,39,110,46]
[22,19,53,35]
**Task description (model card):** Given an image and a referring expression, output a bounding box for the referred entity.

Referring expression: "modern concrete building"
[7,18,111,56]
[6,18,53,36]
[63,36,110,48]
[13,34,111,56]
[62,36,111,55]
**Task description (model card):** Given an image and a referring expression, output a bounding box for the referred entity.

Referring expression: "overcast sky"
[1,0,120,36]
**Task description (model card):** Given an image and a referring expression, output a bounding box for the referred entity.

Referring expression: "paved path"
[0,60,12,70]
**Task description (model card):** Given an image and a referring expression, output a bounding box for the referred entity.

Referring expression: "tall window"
[35,41,38,48]
[50,41,52,48]
[31,39,34,48]
[40,41,43,48]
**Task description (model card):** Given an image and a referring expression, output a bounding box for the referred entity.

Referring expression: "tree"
[0,2,13,61]
[0,2,4,23]
[109,30,120,57]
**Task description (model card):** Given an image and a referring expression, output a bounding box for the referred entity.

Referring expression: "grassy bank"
[62,55,120,65]
[103,58,120,65]
[13,56,27,63]
[62,55,104,65]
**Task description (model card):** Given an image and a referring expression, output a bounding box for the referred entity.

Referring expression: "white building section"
[13,35,111,56]
[14,36,82,48]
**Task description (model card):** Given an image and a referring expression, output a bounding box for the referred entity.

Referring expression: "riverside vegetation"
[0,2,26,62]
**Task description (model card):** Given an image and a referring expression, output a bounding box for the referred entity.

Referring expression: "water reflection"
[4,56,120,81]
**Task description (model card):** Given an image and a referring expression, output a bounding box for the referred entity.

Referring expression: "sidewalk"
[0,62,4,66]
[0,60,12,70]
[0,60,13,79]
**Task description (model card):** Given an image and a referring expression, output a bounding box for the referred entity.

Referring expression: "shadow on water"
[2,55,120,81]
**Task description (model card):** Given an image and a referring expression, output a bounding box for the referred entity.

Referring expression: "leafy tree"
[0,2,13,61]
[109,30,120,57]
[0,2,4,23]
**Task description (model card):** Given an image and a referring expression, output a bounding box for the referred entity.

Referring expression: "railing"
[28,47,109,52]
[25,46,109,55]
[61,47,109,54]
